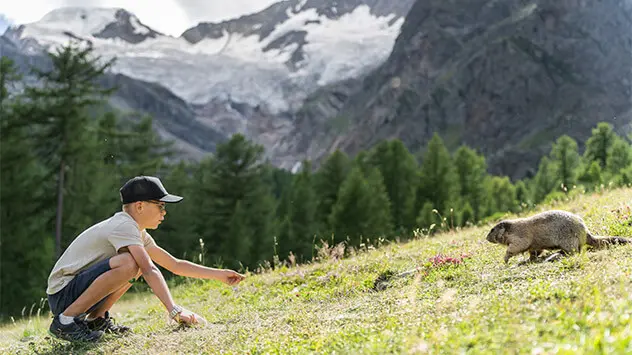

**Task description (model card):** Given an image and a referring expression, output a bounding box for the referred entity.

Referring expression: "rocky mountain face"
[93,9,163,44]
[279,0,632,179]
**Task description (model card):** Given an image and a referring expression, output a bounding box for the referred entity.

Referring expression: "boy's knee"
[116,252,140,278]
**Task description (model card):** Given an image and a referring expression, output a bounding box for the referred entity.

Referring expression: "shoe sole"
[48,329,103,343]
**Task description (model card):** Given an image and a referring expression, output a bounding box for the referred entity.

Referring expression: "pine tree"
[607,137,632,177]
[245,172,277,269]
[284,161,318,263]
[364,167,394,238]
[487,176,517,214]
[584,122,616,169]
[152,161,201,262]
[314,150,350,234]
[531,156,558,203]
[226,201,254,269]
[329,166,392,248]
[578,161,603,188]
[416,133,459,218]
[202,135,275,269]
[0,58,55,316]
[550,135,580,192]
[328,167,368,246]
[21,42,117,257]
[117,114,174,178]
[453,145,488,220]
[514,180,531,209]
[264,165,294,200]
[368,140,418,233]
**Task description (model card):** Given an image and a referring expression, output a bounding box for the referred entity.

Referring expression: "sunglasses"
[146,200,166,211]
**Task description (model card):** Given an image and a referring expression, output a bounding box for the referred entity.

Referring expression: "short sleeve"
[108,221,143,252]
[142,230,157,249]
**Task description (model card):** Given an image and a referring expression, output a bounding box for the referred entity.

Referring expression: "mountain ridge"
[278,0,632,179]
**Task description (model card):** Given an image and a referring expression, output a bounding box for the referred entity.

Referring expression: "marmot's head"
[486,221,510,245]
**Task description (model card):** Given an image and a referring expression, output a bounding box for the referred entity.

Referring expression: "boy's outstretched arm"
[127,244,199,324]
[147,245,246,285]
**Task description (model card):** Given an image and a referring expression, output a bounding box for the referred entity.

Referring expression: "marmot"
[485,210,631,264]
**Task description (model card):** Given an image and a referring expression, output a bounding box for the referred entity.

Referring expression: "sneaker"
[49,315,103,342]
[86,311,131,334]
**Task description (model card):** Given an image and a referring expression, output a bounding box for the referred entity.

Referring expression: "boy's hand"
[175,308,207,326]
[219,269,245,286]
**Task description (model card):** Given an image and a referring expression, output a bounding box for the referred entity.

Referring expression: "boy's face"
[140,200,167,229]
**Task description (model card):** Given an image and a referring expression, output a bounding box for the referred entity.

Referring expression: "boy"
[46,175,245,342]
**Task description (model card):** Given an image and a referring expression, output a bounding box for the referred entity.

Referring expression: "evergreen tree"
[21,42,116,257]
[116,114,174,178]
[364,167,394,238]
[607,137,632,176]
[202,134,275,270]
[531,156,558,203]
[0,58,55,316]
[584,122,616,169]
[353,150,371,176]
[550,135,580,191]
[264,165,294,200]
[514,180,531,209]
[283,161,318,262]
[453,145,488,220]
[578,161,603,188]
[153,161,201,262]
[487,176,517,214]
[368,140,418,233]
[314,150,350,233]
[225,201,255,268]
[416,133,459,218]
[329,166,392,247]
[328,167,368,246]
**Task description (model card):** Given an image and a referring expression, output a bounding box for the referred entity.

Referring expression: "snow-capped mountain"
[8,8,162,44]
[5,0,416,114]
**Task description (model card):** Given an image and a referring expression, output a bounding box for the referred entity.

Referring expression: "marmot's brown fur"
[485,210,631,264]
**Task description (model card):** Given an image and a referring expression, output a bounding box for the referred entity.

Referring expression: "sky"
[0,0,282,36]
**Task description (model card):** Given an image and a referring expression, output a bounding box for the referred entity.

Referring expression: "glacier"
[8,5,406,114]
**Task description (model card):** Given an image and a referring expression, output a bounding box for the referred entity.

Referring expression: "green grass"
[3,188,632,354]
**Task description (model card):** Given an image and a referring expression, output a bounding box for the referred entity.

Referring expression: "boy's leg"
[62,252,139,317]
[87,268,142,319]
[83,269,142,334]
[48,252,139,341]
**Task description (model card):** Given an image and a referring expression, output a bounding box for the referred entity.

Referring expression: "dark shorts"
[47,257,112,316]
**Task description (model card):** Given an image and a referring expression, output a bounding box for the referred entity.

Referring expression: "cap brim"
[159,194,184,203]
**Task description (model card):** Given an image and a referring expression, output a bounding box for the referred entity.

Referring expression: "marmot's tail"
[587,233,632,248]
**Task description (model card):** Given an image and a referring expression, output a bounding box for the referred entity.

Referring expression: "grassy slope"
[3,187,632,354]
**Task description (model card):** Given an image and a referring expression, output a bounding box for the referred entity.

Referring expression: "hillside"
[2,187,632,354]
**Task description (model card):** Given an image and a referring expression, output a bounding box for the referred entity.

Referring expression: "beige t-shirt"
[46,211,157,295]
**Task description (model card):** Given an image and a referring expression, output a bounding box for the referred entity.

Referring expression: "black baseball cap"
[119,176,183,204]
